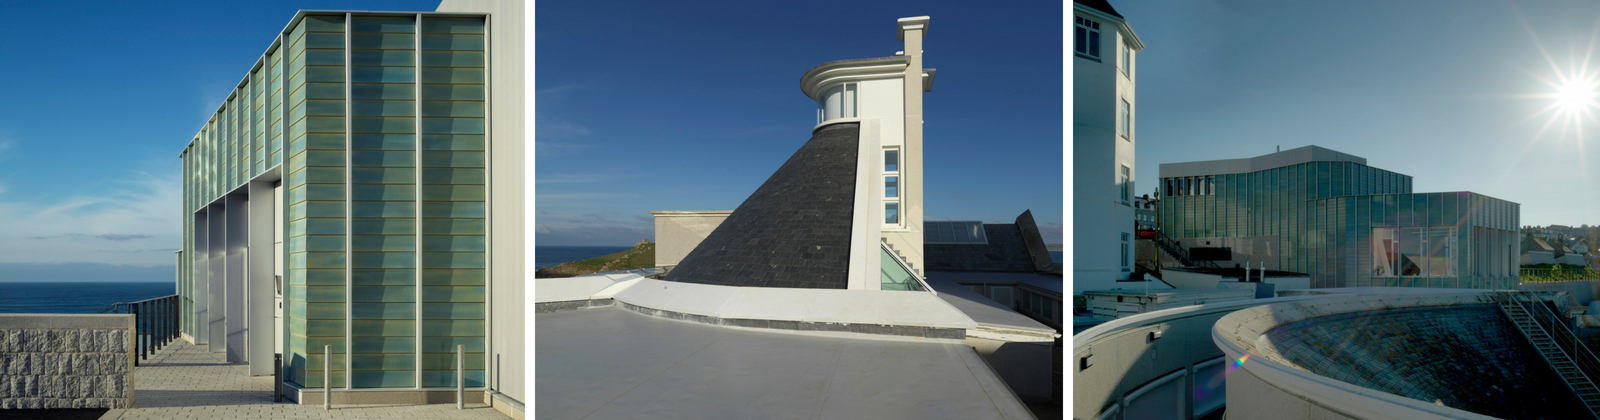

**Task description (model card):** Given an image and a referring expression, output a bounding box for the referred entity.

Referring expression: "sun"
[1557,79,1597,114]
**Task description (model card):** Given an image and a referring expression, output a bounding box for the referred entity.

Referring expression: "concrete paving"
[536,306,1033,420]
[99,341,507,420]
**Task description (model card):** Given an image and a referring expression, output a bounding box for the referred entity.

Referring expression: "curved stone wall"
[1263,304,1583,419]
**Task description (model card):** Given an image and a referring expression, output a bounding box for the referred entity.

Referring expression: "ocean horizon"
[0,282,174,314]
[536,245,635,270]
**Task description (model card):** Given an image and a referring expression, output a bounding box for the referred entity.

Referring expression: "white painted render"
[1073,4,1142,295]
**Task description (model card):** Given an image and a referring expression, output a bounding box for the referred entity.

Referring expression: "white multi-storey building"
[1073,0,1144,295]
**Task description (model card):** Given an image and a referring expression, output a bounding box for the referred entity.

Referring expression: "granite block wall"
[0,315,134,409]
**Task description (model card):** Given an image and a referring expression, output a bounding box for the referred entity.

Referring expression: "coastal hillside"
[535,240,656,278]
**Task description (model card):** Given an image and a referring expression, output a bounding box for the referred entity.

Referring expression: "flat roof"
[923,275,1056,334]
[928,270,1063,295]
[535,306,1032,419]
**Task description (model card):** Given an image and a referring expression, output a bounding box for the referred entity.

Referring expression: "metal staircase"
[1491,292,1600,418]
[1149,230,1219,269]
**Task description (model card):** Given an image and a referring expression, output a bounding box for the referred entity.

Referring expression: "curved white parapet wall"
[534,276,978,340]
[1072,294,1333,420]
[1212,292,1500,420]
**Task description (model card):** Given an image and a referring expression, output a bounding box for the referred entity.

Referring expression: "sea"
[0,282,176,314]
[536,245,633,270]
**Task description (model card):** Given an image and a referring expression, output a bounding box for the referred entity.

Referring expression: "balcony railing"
[97,295,179,367]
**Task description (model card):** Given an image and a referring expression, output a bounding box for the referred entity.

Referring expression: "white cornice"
[799,58,910,99]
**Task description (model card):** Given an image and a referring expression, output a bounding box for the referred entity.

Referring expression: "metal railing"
[1493,292,1600,397]
[1149,230,1219,269]
[97,294,179,367]
[1523,266,1600,283]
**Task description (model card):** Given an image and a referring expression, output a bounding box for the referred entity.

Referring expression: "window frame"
[1121,41,1132,76]
[1074,16,1102,60]
[1119,98,1131,140]
[883,146,902,229]
[1120,165,1131,205]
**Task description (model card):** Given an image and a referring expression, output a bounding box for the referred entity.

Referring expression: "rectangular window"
[885,176,898,198]
[885,150,898,172]
[886,203,899,224]
[1121,41,1131,75]
[1121,232,1131,271]
[1372,226,1456,278]
[1120,165,1131,204]
[1119,98,1131,139]
[1074,16,1101,59]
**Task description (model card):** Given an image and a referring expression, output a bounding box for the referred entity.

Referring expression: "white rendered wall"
[436,0,525,408]
[1072,10,1136,295]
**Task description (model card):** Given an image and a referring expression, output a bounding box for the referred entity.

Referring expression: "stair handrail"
[1494,291,1600,416]
[1524,293,1600,390]
[1149,230,1220,269]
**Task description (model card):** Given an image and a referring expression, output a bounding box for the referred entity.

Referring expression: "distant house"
[1522,236,1557,265]
[1133,195,1157,230]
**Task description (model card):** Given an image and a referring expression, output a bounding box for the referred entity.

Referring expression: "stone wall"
[0,314,134,409]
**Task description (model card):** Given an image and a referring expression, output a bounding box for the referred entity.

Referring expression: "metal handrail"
[96,294,180,367]
[1149,230,1219,269]
[1493,292,1600,405]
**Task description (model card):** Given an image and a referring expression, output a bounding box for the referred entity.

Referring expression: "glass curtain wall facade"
[1159,160,1519,289]
[178,11,489,391]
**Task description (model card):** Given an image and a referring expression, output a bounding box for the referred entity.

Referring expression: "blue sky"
[1118,0,1600,228]
[535,0,1067,246]
[0,0,441,281]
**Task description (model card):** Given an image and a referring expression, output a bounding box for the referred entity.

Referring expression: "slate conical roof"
[663,122,859,289]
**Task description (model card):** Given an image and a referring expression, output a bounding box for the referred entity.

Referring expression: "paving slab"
[100,341,507,420]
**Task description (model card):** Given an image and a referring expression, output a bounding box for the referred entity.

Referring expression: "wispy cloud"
[536,174,627,184]
[0,159,179,266]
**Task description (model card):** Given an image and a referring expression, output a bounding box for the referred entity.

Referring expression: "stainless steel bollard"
[324,345,332,410]
[457,344,465,409]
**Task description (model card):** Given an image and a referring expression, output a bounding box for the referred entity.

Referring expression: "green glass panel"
[353,269,416,286]
[351,371,416,389]
[352,201,417,218]
[304,235,345,252]
[305,65,345,82]
[421,151,484,168]
[353,235,417,252]
[421,33,482,51]
[420,68,484,84]
[351,16,416,33]
[421,18,483,34]
[303,15,346,31]
[353,302,415,319]
[295,252,346,269]
[352,252,418,269]
[422,219,484,235]
[352,185,416,201]
[305,134,347,150]
[421,117,484,134]
[304,150,345,168]
[352,118,417,135]
[420,202,485,218]
[421,320,483,336]
[352,167,417,184]
[421,185,484,201]
[420,371,484,388]
[301,304,346,320]
[420,269,483,286]
[420,285,484,302]
[352,67,416,83]
[288,269,346,286]
[353,83,416,100]
[352,101,417,117]
[303,218,346,235]
[419,50,483,67]
[352,33,416,49]
[305,49,345,66]
[306,100,344,116]
[352,321,417,338]
[419,336,484,352]
[352,353,416,371]
[420,135,484,151]
[353,134,417,150]
[303,167,346,183]
[306,83,346,99]
[421,168,484,184]
[421,303,484,321]
[303,184,345,201]
[306,117,346,134]
[354,218,417,235]
[352,285,416,302]
[302,285,347,302]
[421,235,485,252]
[420,84,484,101]
[352,50,415,66]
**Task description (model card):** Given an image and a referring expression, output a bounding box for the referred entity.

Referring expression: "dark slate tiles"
[664,123,859,289]
[925,224,1038,272]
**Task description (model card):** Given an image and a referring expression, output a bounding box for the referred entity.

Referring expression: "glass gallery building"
[1157,146,1521,289]
[173,3,525,415]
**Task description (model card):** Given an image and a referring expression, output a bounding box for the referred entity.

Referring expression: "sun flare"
[1557,80,1597,113]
